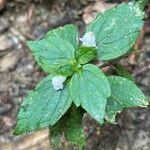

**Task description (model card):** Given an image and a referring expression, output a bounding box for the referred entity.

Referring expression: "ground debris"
[82,1,116,24]
[0,51,21,72]
[0,0,5,11]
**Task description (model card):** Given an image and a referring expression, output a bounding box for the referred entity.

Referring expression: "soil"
[0,0,150,150]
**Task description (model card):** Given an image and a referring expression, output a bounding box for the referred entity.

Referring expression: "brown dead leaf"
[0,129,50,150]
[0,116,14,134]
[0,35,14,52]
[0,51,21,72]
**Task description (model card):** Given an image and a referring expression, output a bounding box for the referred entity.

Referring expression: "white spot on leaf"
[52,76,66,91]
[80,31,97,48]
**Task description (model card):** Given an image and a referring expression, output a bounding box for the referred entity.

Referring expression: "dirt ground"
[0,0,150,150]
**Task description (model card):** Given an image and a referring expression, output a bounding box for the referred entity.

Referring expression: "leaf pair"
[27,2,144,74]
[70,64,148,124]
[14,66,149,135]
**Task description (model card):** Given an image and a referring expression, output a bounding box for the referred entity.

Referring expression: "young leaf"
[69,64,110,124]
[65,107,85,149]
[49,123,62,150]
[14,75,72,135]
[75,46,97,64]
[27,25,79,75]
[106,76,149,123]
[86,2,144,60]
[50,106,85,150]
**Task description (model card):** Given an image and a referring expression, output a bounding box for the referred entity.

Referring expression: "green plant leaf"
[46,24,79,50]
[49,123,62,150]
[106,76,149,123]
[65,107,85,149]
[69,64,110,124]
[75,46,97,64]
[50,106,85,150]
[27,24,79,75]
[14,75,72,135]
[115,64,135,82]
[86,2,144,60]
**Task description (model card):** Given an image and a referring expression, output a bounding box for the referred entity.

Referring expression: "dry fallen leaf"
[83,1,116,25]
[1,129,50,150]
[0,35,14,52]
[0,51,21,72]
